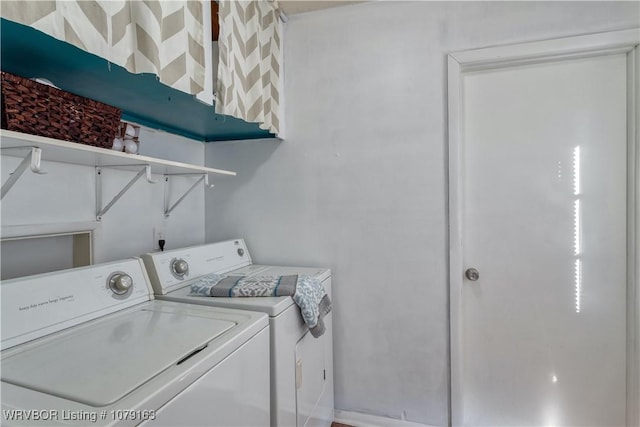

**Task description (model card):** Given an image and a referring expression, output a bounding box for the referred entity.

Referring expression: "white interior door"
[449,31,639,427]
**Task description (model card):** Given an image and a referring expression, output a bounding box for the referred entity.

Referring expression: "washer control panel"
[1,258,151,350]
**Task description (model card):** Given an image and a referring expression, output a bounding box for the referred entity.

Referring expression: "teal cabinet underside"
[0,19,274,142]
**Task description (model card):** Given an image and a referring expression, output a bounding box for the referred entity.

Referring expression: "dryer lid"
[167,285,295,316]
[235,265,331,282]
[165,264,330,317]
[1,303,234,407]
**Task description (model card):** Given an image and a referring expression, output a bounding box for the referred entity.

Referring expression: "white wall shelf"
[0,130,236,220]
[0,130,236,176]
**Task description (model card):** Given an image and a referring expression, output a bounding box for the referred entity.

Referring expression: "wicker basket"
[1,71,121,148]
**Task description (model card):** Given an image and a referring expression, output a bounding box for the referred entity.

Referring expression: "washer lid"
[1,304,235,407]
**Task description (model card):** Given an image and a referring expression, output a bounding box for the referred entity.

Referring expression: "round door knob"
[108,273,133,295]
[465,268,480,281]
[171,258,189,277]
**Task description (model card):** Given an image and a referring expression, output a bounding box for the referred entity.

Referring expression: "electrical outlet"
[153,228,165,250]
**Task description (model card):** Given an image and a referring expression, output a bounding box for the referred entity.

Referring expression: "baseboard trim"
[333,410,436,427]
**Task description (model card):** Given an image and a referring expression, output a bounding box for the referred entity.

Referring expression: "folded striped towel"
[190,274,332,338]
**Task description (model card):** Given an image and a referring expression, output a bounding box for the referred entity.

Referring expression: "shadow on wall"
[204,138,283,241]
[208,138,282,186]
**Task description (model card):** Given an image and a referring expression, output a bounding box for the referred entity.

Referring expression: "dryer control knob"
[108,273,133,295]
[171,258,189,278]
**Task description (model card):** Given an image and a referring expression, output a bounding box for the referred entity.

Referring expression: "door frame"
[447,28,640,427]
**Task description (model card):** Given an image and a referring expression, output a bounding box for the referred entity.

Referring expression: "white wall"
[1,127,206,270]
[205,2,639,425]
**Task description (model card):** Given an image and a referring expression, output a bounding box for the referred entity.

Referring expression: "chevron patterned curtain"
[1,1,206,95]
[215,0,281,135]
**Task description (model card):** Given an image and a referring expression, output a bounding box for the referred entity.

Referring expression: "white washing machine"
[142,239,334,427]
[1,258,270,426]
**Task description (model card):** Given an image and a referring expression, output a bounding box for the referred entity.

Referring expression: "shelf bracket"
[164,174,215,217]
[1,147,47,200]
[96,164,157,220]
[144,164,160,184]
[203,174,215,188]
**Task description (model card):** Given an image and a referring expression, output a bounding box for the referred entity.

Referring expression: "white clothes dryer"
[1,258,270,426]
[142,239,334,427]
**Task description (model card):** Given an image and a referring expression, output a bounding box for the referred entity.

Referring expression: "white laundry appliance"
[1,258,270,426]
[141,239,334,427]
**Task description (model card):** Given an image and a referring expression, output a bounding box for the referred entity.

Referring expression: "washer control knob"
[237,248,245,257]
[171,258,189,278]
[109,273,133,295]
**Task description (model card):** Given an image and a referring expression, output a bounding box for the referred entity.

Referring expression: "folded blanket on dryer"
[190,274,332,338]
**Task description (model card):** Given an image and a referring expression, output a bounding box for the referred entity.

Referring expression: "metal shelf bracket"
[1,147,47,200]
[96,164,157,220]
[204,174,215,188]
[164,174,214,217]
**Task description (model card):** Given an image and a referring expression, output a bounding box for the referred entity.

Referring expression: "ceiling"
[279,1,365,16]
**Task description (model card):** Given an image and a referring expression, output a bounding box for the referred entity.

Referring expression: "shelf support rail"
[1,147,47,200]
[164,174,215,217]
[96,164,158,220]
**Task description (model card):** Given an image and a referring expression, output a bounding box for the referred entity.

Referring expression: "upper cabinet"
[0,17,275,142]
